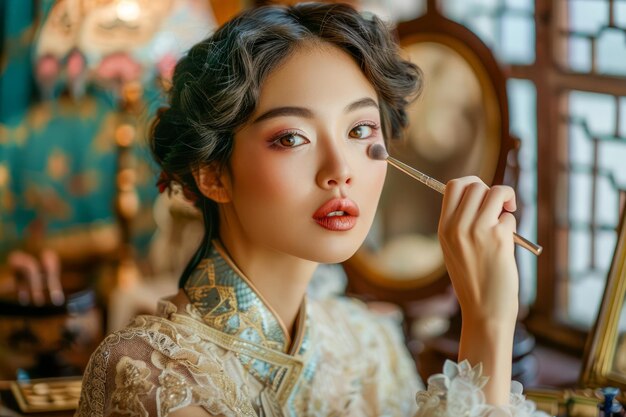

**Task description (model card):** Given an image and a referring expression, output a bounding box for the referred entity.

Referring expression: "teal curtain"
[0,0,160,259]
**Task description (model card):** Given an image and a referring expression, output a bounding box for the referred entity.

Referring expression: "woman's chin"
[300,227,371,263]
[299,242,361,264]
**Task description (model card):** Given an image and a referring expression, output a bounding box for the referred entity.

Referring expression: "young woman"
[76,3,545,416]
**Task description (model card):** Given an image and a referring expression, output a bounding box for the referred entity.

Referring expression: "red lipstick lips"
[312,198,360,231]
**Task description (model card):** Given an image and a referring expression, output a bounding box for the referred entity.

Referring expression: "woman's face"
[219,43,387,263]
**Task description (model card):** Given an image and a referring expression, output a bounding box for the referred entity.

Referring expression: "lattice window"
[555,0,626,329]
[433,0,626,347]
[560,0,626,75]
[442,0,535,65]
[507,78,537,306]
[562,91,626,327]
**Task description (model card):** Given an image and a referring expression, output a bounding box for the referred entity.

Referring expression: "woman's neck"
[218,234,318,337]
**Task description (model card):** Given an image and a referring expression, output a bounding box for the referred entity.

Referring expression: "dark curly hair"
[150,2,422,287]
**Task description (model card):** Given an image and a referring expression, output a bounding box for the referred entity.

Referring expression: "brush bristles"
[367,144,389,161]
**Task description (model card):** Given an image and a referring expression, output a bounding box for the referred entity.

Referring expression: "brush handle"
[386,156,543,256]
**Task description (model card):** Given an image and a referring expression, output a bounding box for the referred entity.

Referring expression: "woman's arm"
[438,176,519,405]
[458,315,515,404]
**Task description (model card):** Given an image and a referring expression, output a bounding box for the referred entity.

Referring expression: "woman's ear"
[192,163,231,203]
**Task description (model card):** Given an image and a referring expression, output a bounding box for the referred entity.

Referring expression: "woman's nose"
[316,144,353,190]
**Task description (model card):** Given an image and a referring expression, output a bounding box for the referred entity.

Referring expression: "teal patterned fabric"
[0,1,161,260]
[184,241,313,392]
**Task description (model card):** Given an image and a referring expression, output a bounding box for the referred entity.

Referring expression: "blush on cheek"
[359,150,387,185]
[237,154,307,201]
[369,168,387,203]
[363,165,387,217]
[375,164,387,188]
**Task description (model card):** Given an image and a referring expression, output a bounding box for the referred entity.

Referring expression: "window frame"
[515,0,626,353]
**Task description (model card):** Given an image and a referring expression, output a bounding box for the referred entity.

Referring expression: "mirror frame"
[343,7,516,302]
[581,205,626,389]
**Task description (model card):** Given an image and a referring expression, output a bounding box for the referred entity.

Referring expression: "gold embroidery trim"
[212,240,293,345]
[170,313,303,406]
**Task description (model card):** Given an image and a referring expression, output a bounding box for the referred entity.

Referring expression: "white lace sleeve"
[414,360,550,417]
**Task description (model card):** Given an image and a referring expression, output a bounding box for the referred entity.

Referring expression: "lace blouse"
[75,242,548,417]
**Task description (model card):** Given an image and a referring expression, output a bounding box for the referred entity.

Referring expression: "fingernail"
[50,290,65,306]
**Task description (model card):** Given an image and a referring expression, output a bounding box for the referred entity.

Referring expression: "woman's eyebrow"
[252,107,313,124]
[252,97,379,124]
[344,97,379,113]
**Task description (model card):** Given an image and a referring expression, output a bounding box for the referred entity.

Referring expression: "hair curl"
[149,2,422,287]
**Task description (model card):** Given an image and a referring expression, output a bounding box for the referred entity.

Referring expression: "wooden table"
[0,381,76,417]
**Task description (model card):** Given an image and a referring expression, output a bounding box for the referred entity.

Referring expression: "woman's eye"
[276,133,308,148]
[349,124,375,139]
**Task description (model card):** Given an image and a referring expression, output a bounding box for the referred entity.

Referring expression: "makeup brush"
[368,143,543,256]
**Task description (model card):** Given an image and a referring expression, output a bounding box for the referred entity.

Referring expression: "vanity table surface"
[0,381,75,417]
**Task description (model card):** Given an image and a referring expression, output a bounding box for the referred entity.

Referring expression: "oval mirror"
[344,10,514,301]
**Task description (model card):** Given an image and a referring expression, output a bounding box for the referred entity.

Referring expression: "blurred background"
[1,0,626,413]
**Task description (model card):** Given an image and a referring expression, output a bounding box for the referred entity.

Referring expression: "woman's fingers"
[8,251,31,304]
[476,185,517,227]
[8,251,45,306]
[440,176,483,232]
[440,179,519,250]
[498,212,518,236]
[25,257,45,306]
[7,250,64,306]
[454,181,490,235]
[15,271,31,306]
[41,249,65,306]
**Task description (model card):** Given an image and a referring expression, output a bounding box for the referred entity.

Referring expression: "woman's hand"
[438,176,519,405]
[438,176,519,323]
[7,249,65,306]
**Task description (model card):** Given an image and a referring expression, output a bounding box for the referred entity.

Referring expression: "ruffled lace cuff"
[414,360,550,417]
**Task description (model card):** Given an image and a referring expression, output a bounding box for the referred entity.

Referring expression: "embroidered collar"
[183,240,310,357]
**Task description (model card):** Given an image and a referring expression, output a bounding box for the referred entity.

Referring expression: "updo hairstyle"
[149,2,422,286]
